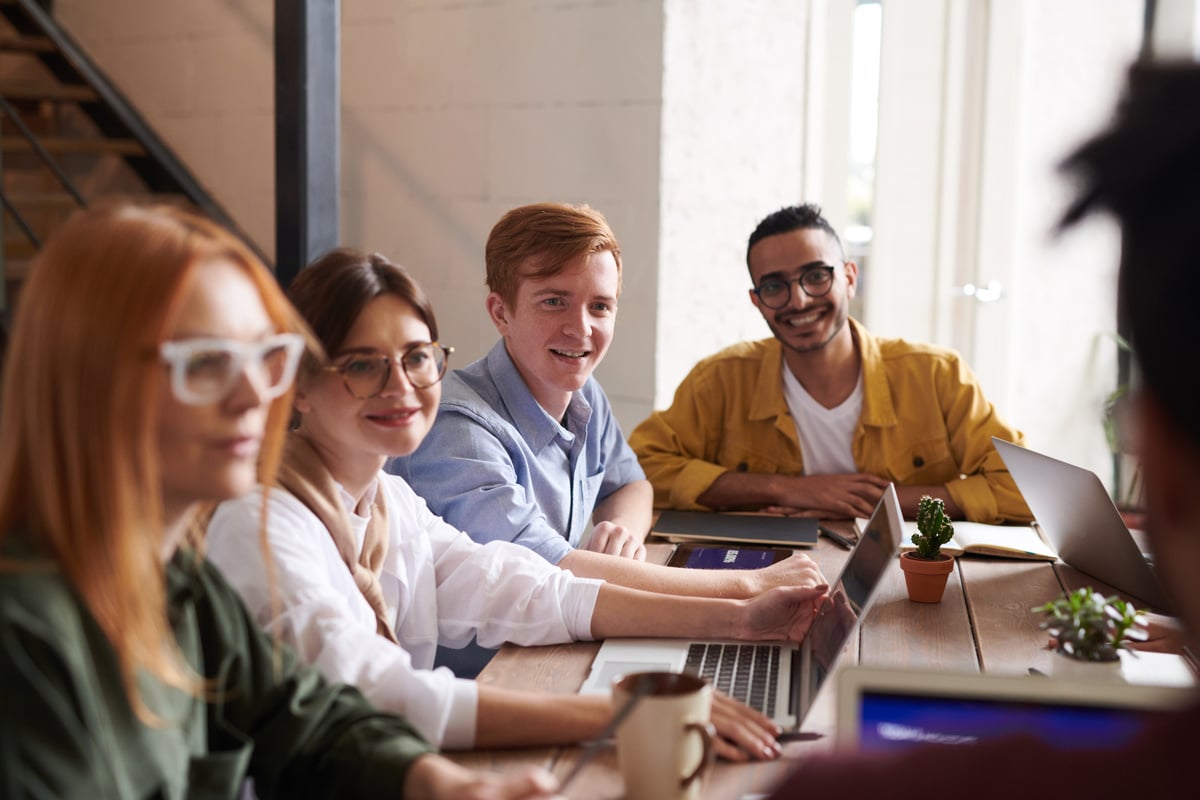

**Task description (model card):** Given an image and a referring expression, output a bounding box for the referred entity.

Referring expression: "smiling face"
[486,249,619,419]
[295,293,440,492]
[157,258,278,520]
[747,227,857,357]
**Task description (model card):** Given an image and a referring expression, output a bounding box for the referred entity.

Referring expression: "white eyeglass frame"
[158,332,305,406]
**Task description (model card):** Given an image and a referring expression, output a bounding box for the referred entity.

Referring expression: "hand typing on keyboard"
[735,584,830,643]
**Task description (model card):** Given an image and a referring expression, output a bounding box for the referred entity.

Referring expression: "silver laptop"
[837,665,1194,751]
[993,437,1171,611]
[579,484,904,729]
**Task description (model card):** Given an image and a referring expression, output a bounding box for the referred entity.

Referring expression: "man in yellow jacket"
[629,203,1031,524]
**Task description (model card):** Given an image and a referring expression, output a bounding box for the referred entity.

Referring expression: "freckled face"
[486,250,619,416]
[748,228,857,356]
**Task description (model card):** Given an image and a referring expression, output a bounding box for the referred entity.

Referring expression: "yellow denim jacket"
[630,319,1032,523]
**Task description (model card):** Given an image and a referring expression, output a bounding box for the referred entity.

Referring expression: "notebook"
[992,438,1171,611]
[665,543,793,570]
[652,510,819,548]
[890,520,1057,560]
[836,665,1195,752]
[579,484,904,729]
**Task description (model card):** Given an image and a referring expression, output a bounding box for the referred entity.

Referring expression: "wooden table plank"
[857,558,978,671]
[960,558,1064,676]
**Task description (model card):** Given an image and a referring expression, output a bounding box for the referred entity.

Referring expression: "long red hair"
[0,204,303,713]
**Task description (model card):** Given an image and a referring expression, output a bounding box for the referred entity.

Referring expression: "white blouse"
[205,471,602,749]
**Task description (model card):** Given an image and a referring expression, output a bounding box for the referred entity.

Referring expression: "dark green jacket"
[0,545,435,799]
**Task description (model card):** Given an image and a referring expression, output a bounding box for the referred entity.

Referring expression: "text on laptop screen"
[856,692,1165,752]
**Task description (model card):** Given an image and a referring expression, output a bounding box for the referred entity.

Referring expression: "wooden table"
[449,523,1150,799]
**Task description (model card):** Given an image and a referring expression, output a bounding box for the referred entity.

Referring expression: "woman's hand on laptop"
[736,584,830,643]
[740,552,828,596]
[709,692,783,761]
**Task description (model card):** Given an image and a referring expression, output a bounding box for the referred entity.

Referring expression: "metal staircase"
[0,0,260,314]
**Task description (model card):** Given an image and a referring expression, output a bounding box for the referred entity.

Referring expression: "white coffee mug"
[612,671,715,800]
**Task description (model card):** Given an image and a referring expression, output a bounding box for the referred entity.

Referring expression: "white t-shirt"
[782,363,863,475]
[205,471,602,749]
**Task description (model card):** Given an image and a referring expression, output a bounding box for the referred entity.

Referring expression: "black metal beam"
[274,0,340,287]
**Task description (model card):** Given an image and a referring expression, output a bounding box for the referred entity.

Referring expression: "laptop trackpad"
[579,640,692,694]
[583,660,678,694]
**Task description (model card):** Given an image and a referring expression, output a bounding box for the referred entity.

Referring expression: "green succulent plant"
[911,496,954,560]
[1037,587,1148,662]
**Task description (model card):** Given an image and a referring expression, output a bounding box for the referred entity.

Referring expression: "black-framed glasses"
[751,264,839,309]
[159,333,305,406]
[324,342,454,398]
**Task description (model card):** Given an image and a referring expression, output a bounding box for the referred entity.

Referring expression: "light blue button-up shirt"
[389,340,645,564]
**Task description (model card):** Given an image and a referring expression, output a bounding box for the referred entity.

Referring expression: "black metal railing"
[0,0,268,271]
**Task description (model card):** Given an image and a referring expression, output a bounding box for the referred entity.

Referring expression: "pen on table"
[818,524,854,550]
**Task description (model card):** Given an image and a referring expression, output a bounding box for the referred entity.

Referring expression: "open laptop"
[992,437,1171,611]
[837,665,1194,752]
[579,484,904,729]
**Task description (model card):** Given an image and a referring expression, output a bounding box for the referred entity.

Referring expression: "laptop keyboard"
[685,642,781,715]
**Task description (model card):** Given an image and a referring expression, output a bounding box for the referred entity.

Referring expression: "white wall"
[57,0,276,258]
[56,0,1148,483]
[657,0,810,409]
[59,0,668,430]
[1004,0,1141,484]
[336,0,666,431]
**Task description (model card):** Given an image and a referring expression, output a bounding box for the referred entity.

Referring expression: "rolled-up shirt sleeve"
[206,491,478,748]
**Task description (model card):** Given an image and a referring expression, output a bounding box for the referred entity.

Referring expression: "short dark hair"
[746,204,844,270]
[1060,62,1200,448]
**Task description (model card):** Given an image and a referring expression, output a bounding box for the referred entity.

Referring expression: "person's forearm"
[560,548,755,597]
[589,583,740,639]
[592,479,654,541]
[402,754,475,797]
[696,471,792,510]
[895,485,963,519]
[473,686,611,748]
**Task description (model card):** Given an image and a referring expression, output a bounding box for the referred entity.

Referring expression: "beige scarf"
[275,434,399,644]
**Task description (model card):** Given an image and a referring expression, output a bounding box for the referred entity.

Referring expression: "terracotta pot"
[899,552,955,603]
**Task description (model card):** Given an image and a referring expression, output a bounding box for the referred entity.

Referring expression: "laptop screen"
[838,666,1192,753]
[797,484,904,717]
[856,692,1166,751]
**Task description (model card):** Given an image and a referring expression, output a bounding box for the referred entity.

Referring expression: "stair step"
[3,189,83,209]
[0,34,54,54]
[0,83,98,103]
[2,190,190,210]
[3,258,34,281]
[1,136,144,156]
[3,239,38,260]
